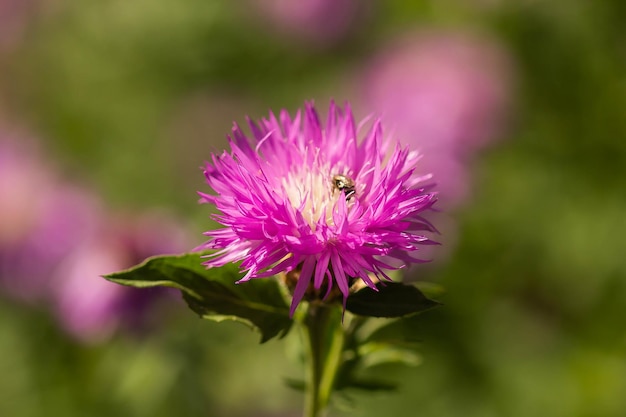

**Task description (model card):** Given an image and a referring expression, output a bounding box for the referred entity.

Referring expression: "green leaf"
[283,377,305,391]
[357,342,422,368]
[333,323,422,394]
[343,379,398,392]
[334,356,400,392]
[346,282,441,318]
[104,253,292,343]
[355,316,425,346]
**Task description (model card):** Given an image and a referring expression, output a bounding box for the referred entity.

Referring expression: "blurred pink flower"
[0,136,100,302]
[0,0,38,50]
[1,184,102,303]
[0,137,55,247]
[0,134,191,343]
[418,150,470,209]
[52,211,190,343]
[363,29,513,208]
[254,0,366,46]
[364,30,512,155]
[53,239,128,343]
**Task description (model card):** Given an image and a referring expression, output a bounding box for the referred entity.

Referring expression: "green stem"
[303,304,345,417]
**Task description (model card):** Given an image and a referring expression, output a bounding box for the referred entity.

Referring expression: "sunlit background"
[1,1,625,416]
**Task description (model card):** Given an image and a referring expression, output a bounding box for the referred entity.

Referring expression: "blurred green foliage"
[1,0,625,416]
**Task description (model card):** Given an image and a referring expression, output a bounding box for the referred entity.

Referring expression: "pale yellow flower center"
[282,164,355,229]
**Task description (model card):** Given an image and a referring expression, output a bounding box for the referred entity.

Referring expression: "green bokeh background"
[1,0,625,416]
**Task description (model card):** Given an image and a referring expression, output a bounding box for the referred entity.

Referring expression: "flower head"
[198,101,438,315]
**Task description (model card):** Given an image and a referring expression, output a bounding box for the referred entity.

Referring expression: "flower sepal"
[103,252,293,343]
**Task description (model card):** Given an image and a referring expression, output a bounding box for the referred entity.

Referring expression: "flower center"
[281,165,355,229]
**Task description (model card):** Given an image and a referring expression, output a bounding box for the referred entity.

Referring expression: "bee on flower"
[198,101,438,315]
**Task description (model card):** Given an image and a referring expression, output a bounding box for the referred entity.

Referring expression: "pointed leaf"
[104,253,292,343]
[346,282,441,318]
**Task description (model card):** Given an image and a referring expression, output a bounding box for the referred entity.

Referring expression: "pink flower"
[0,0,39,50]
[198,101,438,314]
[364,30,511,154]
[0,136,99,302]
[52,211,190,343]
[254,0,366,46]
[0,134,191,343]
[363,30,512,208]
[0,137,55,248]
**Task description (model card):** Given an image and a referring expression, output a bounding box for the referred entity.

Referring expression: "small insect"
[332,174,356,201]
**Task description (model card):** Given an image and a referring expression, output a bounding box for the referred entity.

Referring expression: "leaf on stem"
[346,282,441,318]
[104,253,292,343]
